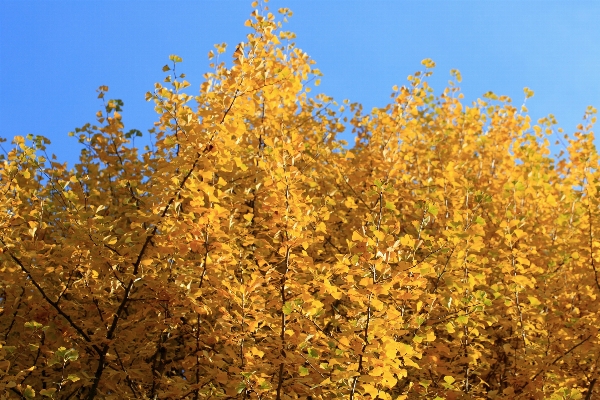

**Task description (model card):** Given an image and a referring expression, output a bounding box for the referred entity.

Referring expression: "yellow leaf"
[516,256,530,266]
[400,234,414,247]
[371,297,384,311]
[339,337,350,348]
[523,87,534,99]
[352,231,363,242]
[444,375,455,384]
[384,342,397,359]
[546,194,558,207]
[421,58,436,68]
[373,230,385,241]
[324,278,342,300]
[397,342,413,357]
[512,275,534,288]
[425,330,436,342]
[251,347,264,358]
[513,229,526,239]
[234,157,248,171]
[528,296,541,307]
[316,221,327,233]
[361,384,379,397]
[382,370,398,388]
[402,356,419,368]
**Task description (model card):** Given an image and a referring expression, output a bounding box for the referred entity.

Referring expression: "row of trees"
[1,3,599,399]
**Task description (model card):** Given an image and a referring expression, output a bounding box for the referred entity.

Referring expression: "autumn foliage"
[1,3,600,400]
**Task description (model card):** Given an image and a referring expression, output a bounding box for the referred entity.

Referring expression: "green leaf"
[235,382,246,394]
[54,347,79,363]
[24,321,43,330]
[307,348,318,358]
[40,388,57,397]
[427,204,439,216]
[259,381,271,389]
[282,302,293,315]
[125,129,143,139]
[514,181,526,191]
[23,386,35,399]
[299,365,309,376]
[105,98,123,113]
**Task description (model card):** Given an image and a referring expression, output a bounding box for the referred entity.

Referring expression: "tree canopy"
[1,3,599,399]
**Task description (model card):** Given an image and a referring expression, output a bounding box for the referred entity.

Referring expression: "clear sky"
[1,1,599,167]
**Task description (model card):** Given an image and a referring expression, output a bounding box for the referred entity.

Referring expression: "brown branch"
[520,335,592,394]
[586,203,600,292]
[3,286,24,340]
[585,378,597,400]
[350,294,372,400]
[86,149,206,399]
[193,316,202,400]
[275,246,291,400]
[220,89,240,124]
[298,352,325,378]
[114,348,139,399]
[0,241,100,355]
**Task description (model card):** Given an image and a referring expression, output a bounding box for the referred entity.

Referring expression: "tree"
[1,3,599,399]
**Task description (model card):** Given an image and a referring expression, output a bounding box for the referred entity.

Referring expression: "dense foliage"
[1,3,599,399]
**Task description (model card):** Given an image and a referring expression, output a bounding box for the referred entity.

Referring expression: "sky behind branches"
[1,1,600,167]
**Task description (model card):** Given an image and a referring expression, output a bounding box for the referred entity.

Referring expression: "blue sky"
[1,1,599,167]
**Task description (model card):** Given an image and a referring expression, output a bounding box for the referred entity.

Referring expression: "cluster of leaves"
[1,2,599,399]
